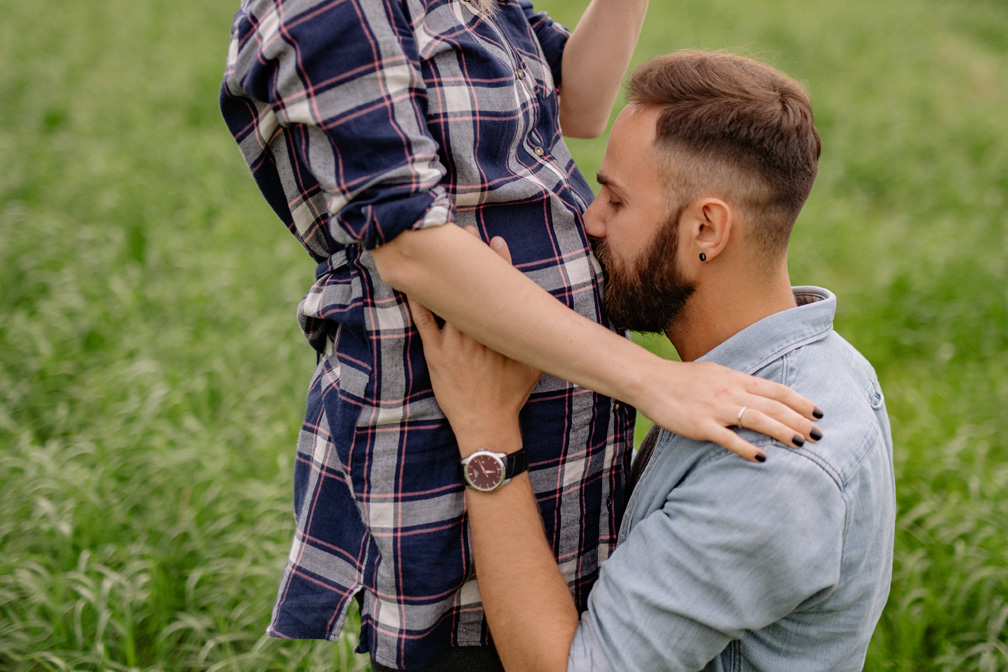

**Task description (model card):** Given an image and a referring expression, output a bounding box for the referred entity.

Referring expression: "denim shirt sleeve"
[568,447,846,672]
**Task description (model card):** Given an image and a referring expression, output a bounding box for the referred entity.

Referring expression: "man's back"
[569,288,895,671]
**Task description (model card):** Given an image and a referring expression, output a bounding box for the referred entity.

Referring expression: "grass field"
[1,0,1006,670]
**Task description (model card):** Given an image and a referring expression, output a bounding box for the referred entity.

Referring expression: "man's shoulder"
[770,330,890,484]
[636,304,891,516]
[657,427,845,498]
[633,428,842,546]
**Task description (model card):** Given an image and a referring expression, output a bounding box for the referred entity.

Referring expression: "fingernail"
[792,434,805,448]
[490,237,505,249]
[810,427,823,441]
[755,452,767,463]
[813,407,824,419]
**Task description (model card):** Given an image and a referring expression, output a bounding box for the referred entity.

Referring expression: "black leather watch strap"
[503,448,529,480]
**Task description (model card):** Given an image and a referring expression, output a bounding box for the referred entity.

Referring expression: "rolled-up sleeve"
[568,449,846,672]
[223,0,452,250]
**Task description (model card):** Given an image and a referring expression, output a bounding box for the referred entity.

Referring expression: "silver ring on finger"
[736,405,748,429]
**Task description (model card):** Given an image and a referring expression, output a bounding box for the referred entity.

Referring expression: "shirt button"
[613,401,622,412]
[516,69,525,80]
[533,146,544,157]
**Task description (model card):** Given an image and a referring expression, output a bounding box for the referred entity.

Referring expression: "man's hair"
[626,51,821,259]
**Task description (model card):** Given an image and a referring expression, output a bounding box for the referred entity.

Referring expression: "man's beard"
[592,209,696,334]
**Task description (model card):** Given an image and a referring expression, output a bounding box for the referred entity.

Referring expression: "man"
[409,50,895,671]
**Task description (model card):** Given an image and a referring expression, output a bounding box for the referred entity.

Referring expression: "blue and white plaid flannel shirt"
[221,0,635,667]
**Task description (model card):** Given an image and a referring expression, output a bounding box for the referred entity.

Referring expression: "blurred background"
[1,0,1005,669]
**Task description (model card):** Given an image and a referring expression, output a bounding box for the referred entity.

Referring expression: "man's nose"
[583,198,606,239]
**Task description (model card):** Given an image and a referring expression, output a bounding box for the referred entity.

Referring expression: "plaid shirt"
[220,0,634,667]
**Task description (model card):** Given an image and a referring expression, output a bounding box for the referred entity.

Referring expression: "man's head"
[587,50,820,334]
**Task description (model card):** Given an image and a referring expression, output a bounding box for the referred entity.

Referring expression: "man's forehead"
[599,106,661,188]
[614,103,660,136]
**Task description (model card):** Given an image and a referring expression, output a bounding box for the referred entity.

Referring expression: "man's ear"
[688,198,732,263]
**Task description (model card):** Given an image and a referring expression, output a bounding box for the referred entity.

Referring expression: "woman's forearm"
[373,223,649,403]
[373,223,822,461]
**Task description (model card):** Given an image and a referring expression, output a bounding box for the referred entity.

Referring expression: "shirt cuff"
[332,185,455,250]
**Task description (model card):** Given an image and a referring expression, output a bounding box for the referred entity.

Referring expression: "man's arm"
[459,446,843,672]
[469,474,579,672]
[404,237,832,672]
[377,227,823,460]
[409,286,845,670]
[557,0,650,138]
[406,291,582,672]
[567,447,845,671]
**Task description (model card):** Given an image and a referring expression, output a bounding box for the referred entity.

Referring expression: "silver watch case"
[460,450,509,492]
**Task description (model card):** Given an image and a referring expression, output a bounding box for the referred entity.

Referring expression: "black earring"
[699,252,707,262]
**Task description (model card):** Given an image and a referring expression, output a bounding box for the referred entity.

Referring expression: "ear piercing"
[699,252,707,262]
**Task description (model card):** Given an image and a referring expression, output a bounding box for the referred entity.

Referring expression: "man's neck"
[666,268,796,363]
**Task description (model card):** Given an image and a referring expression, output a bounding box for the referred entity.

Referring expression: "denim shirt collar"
[696,286,836,374]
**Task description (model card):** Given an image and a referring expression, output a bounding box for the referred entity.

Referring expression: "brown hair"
[626,50,821,258]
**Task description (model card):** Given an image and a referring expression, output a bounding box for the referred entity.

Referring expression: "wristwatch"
[459,448,529,492]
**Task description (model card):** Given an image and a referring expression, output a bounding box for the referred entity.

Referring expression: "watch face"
[464,453,505,492]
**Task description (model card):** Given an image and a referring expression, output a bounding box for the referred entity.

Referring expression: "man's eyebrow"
[596,172,617,189]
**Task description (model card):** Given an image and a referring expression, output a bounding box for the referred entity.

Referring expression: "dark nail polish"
[792,434,805,448]
[813,407,824,419]
[755,453,767,463]
[810,428,823,441]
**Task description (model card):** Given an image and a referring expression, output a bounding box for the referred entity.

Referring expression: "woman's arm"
[558,0,650,138]
[375,227,822,461]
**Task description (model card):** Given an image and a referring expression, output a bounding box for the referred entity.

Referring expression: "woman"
[220,1,820,669]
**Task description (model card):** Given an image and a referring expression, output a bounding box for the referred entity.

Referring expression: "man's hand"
[407,229,542,454]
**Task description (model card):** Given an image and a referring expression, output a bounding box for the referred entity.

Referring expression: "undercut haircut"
[626,51,821,260]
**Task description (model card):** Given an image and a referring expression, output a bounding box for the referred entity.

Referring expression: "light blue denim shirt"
[568,287,895,672]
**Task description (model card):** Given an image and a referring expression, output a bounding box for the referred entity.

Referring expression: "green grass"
[1,0,1006,669]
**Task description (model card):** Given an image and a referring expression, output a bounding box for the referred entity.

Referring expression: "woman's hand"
[407,230,541,455]
[631,360,823,463]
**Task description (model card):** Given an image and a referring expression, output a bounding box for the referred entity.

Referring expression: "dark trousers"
[369,647,505,672]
